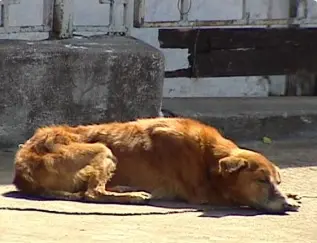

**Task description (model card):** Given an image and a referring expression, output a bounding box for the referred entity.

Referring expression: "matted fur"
[13,117,300,213]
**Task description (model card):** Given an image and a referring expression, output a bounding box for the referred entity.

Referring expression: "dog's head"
[216,149,299,213]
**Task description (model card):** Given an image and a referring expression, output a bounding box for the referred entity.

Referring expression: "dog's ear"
[218,156,249,175]
[274,165,282,184]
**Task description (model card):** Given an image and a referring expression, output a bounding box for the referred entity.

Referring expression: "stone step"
[162,97,317,142]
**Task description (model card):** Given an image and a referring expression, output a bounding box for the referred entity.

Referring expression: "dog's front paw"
[128,191,152,204]
[286,193,302,202]
[284,198,301,212]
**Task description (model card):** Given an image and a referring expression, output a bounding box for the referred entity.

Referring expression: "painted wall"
[5,0,317,97]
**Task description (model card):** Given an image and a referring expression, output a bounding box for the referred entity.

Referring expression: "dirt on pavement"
[1,139,317,243]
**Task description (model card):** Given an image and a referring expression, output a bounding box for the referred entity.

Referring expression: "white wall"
[4,0,317,97]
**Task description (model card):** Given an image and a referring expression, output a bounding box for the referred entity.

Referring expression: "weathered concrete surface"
[1,139,317,242]
[163,97,317,141]
[0,36,164,147]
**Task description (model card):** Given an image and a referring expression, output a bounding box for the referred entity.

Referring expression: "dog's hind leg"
[20,141,152,204]
[70,143,152,204]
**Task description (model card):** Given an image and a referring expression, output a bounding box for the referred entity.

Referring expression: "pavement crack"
[301,195,317,199]
[0,206,199,216]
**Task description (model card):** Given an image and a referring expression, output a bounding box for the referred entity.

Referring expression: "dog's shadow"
[1,191,289,218]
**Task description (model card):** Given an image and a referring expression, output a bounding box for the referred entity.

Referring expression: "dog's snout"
[268,183,285,201]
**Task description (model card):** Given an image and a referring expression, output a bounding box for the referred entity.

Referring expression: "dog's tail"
[17,131,64,155]
[34,131,77,154]
[42,134,60,152]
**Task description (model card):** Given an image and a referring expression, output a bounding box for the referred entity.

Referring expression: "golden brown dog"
[13,117,300,213]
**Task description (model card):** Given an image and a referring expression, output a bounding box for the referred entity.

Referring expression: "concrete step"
[0,37,164,148]
[162,97,317,142]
